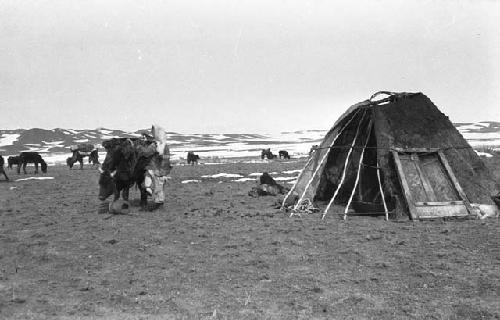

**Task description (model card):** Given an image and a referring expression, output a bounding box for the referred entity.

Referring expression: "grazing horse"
[67,149,99,169]
[0,155,9,181]
[261,148,277,160]
[98,134,172,210]
[7,156,21,169]
[278,150,291,159]
[17,152,47,174]
[187,151,200,165]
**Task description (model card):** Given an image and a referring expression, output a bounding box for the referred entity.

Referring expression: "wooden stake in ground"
[322,110,367,219]
[376,161,389,221]
[293,109,361,211]
[344,120,373,220]
[281,156,312,210]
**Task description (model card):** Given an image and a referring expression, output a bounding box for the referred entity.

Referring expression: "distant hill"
[1,122,499,164]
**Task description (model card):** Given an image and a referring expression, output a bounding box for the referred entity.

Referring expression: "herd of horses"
[186,148,293,164]
[0,147,294,174]
[261,148,291,160]
[0,144,297,211]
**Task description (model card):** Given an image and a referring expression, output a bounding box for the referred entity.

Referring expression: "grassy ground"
[0,158,499,319]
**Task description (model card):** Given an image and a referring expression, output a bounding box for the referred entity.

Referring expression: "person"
[0,155,9,181]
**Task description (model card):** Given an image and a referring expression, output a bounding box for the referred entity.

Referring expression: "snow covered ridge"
[455,122,500,148]
[0,122,499,164]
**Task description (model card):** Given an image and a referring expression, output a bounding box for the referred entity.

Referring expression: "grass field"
[0,158,499,319]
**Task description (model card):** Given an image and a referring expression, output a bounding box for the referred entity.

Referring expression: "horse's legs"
[122,187,129,201]
[34,162,39,174]
[23,163,27,174]
[139,189,148,210]
[16,164,21,174]
[79,159,84,170]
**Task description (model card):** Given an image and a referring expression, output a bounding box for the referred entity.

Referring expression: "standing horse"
[17,152,47,174]
[278,150,291,159]
[187,151,200,165]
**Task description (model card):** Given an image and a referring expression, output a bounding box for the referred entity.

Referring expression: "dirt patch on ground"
[0,159,499,319]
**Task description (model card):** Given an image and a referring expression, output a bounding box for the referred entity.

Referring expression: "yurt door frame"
[392,149,472,220]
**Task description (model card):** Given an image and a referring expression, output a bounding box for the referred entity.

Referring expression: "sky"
[1,0,499,133]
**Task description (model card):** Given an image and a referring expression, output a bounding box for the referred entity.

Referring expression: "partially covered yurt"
[283,92,499,220]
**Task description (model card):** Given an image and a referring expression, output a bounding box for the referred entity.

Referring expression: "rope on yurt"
[292,108,363,212]
[343,119,373,220]
[322,110,368,219]
[376,161,389,221]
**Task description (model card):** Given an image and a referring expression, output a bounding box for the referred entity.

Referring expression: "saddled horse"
[67,149,99,169]
[261,148,277,160]
[98,133,172,210]
[17,152,47,174]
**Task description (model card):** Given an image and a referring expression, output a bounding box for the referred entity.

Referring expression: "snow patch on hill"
[0,134,20,147]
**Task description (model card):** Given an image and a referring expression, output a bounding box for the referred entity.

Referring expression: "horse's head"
[40,160,48,173]
[98,168,115,200]
[66,157,74,169]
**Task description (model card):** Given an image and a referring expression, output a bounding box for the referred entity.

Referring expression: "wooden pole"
[281,156,314,210]
[376,162,389,221]
[322,110,367,219]
[343,120,373,220]
[293,109,361,211]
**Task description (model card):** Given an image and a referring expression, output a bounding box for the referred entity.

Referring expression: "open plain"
[0,158,499,319]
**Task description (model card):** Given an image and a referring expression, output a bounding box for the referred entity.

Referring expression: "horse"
[98,135,172,210]
[17,152,47,174]
[67,149,99,169]
[261,148,277,160]
[278,150,291,159]
[187,151,200,165]
[7,156,21,169]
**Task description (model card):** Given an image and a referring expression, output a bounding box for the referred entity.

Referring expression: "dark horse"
[278,150,291,159]
[17,152,47,174]
[67,149,99,169]
[261,148,277,160]
[98,137,172,210]
[7,156,21,169]
[187,151,200,165]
